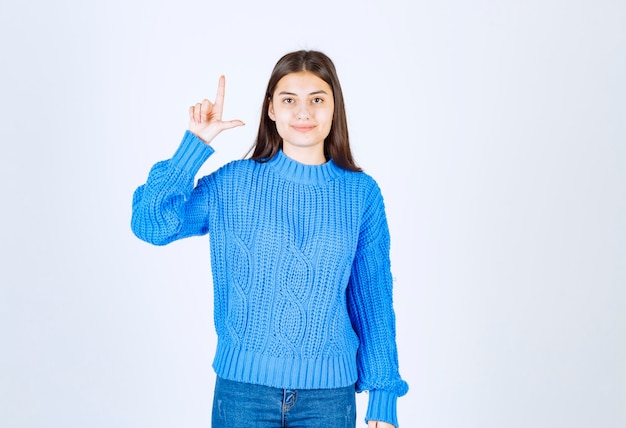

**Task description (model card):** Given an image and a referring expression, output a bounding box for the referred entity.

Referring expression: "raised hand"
[188,75,244,144]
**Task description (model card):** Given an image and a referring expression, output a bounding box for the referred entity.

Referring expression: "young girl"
[131,50,408,427]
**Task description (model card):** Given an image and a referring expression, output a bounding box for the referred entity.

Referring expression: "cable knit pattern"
[131,131,408,426]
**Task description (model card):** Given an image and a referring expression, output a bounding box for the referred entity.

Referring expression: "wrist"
[365,390,399,428]
[171,130,215,173]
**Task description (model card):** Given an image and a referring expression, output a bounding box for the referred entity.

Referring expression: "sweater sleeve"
[346,180,409,427]
[131,131,216,245]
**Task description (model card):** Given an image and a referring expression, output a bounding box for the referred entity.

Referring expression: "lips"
[292,125,316,132]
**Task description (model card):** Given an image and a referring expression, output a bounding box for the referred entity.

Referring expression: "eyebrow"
[277,90,329,96]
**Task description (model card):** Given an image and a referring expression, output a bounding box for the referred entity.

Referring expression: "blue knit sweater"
[132,131,408,426]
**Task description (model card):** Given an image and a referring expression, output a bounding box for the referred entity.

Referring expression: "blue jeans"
[211,376,356,428]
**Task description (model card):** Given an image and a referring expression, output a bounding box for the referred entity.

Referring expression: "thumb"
[220,119,245,130]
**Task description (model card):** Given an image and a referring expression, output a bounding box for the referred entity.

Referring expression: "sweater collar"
[266,150,343,185]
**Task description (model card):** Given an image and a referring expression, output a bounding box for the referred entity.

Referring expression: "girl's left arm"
[347,179,408,428]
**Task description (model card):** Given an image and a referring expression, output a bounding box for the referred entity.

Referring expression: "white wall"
[1,1,624,427]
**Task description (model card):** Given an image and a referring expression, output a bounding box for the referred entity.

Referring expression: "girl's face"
[268,71,334,163]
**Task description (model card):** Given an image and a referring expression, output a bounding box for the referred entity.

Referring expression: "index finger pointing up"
[212,75,226,119]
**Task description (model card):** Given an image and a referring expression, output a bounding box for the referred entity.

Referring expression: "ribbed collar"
[266,150,344,185]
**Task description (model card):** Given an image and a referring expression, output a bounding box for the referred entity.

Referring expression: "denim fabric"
[212,377,356,428]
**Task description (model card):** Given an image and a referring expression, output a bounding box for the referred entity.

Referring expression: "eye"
[282,97,295,104]
[312,97,324,104]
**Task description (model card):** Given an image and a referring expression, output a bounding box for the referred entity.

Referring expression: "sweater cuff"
[365,390,399,427]
[171,130,214,174]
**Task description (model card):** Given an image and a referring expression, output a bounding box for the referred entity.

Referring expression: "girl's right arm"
[131,76,244,245]
[131,132,213,245]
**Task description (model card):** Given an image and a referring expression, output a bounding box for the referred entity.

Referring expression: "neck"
[282,144,326,165]
[267,150,342,185]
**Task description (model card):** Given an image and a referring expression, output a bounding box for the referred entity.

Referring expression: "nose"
[297,105,310,120]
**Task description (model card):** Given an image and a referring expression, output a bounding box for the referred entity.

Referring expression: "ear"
[268,99,276,121]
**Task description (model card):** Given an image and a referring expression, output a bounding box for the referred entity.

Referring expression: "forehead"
[274,71,333,95]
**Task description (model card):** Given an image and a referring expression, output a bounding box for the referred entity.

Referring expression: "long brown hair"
[249,50,361,172]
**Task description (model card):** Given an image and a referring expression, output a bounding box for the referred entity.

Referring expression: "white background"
[1,1,624,427]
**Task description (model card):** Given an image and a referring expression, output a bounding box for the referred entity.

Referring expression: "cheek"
[275,112,290,129]
[321,109,334,128]
[272,112,291,136]
[274,108,291,123]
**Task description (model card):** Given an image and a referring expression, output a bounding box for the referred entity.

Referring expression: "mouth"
[291,124,316,132]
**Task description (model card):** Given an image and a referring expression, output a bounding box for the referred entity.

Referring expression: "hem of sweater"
[212,341,358,390]
[365,389,399,427]
[171,130,214,173]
